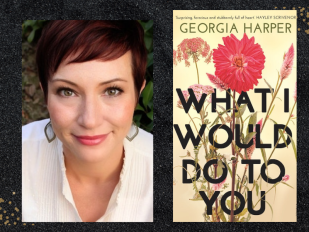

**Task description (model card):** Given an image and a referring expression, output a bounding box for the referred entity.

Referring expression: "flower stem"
[261,79,283,133]
[246,100,296,203]
[238,168,247,194]
[230,90,236,222]
[214,163,220,222]
[193,54,200,84]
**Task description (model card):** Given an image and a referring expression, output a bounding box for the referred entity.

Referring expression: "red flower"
[213,33,265,94]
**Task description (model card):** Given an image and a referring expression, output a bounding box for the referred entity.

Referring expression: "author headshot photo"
[22,20,153,222]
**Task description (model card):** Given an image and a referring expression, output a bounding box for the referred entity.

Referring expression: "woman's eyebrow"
[50,78,127,86]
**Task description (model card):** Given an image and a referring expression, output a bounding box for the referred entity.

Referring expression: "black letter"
[248,191,266,215]
[237,91,254,112]
[255,124,271,148]
[241,159,261,183]
[174,124,206,149]
[254,88,273,112]
[284,89,289,112]
[182,159,201,183]
[176,88,206,113]
[261,159,285,184]
[212,89,231,112]
[274,124,292,148]
[203,159,227,183]
[209,124,233,149]
[236,124,253,148]
[221,191,245,215]
[200,191,220,215]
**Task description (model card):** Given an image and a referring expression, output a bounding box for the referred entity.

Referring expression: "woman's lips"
[74,134,109,146]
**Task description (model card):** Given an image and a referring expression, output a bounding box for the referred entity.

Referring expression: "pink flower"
[212,178,227,191]
[177,90,189,108]
[293,82,297,102]
[206,73,229,92]
[290,114,294,118]
[189,84,214,101]
[282,175,289,182]
[173,49,177,65]
[175,38,211,67]
[280,44,294,80]
[213,33,265,94]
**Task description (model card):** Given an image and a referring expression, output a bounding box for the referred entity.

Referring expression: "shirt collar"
[55,124,136,220]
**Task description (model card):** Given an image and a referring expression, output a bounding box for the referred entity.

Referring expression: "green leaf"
[276,97,282,101]
[224,159,233,179]
[247,112,257,135]
[269,104,275,116]
[27,29,36,43]
[227,200,231,209]
[287,134,297,160]
[281,181,294,189]
[216,160,224,177]
[133,113,142,126]
[255,182,259,196]
[260,175,262,191]
[135,103,145,111]
[278,129,288,148]
[147,52,153,68]
[247,213,251,222]
[264,79,274,97]
[235,104,247,118]
[144,35,152,51]
[24,20,33,27]
[244,132,256,144]
[236,208,248,217]
[146,110,153,121]
[144,20,153,31]
[218,207,227,222]
[145,121,153,132]
[142,81,153,108]
[259,140,267,170]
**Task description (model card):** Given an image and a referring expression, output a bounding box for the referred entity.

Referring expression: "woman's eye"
[105,88,120,96]
[60,89,75,97]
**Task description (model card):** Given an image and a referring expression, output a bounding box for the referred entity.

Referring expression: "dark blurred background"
[22,20,153,133]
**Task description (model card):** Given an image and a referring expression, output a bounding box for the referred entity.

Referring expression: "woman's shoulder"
[133,127,153,157]
[22,118,50,143]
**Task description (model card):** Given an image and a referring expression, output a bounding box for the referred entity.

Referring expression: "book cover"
[173,10,297,222]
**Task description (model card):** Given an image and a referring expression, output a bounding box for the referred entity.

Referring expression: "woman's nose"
[77,95,102,129]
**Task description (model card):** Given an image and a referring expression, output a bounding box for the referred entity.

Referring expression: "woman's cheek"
[109,100,135,128]
[47,97,78,127]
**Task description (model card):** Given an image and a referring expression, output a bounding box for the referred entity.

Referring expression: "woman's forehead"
[52,51,133,83]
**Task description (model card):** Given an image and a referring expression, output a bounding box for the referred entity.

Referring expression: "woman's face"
[47,51,138,163]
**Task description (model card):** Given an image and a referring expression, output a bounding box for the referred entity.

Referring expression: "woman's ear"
[139,80,146,95]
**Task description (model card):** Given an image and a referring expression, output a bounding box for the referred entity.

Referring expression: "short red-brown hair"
[36,20,147,101]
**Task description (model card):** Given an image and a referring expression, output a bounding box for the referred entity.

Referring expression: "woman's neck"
[63,145,124,186]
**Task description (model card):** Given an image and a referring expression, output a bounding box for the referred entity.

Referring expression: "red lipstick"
[74,134,109,146]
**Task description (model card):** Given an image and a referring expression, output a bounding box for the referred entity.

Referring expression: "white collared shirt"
[22,119,153,222]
